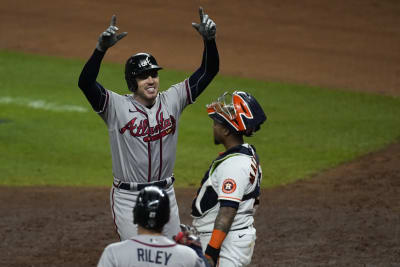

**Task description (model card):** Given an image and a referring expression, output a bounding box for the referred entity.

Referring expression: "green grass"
[1,50,400,188]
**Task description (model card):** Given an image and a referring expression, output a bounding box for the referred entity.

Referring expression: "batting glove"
[192,7,216,40]
[96,15,128,52]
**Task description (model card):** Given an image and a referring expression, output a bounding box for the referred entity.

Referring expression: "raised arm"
[189,7,219,100]
[78,15,127,112]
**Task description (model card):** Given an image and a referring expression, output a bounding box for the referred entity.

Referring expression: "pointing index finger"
[110,15,117,26]
[198,7,204,22]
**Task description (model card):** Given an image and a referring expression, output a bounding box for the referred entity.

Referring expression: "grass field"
[1,50,400,187]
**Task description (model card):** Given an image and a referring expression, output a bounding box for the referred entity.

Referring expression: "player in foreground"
[98,186,210,267]
[78,7,219,240]
[191,91,266,266]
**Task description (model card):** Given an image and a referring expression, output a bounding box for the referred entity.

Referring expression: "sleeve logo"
[222,179,237,194]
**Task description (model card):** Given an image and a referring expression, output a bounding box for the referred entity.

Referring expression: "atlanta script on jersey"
[99,80,193,184]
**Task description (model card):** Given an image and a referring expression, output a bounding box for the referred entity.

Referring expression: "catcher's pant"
[198,225,256,267]
[110,184,181,240]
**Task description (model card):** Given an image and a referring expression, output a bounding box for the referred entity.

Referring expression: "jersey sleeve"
[161,78,192,115]
[97,89,120,128]
[213,156,252,204]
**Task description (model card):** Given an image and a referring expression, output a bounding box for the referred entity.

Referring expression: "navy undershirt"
[78,39,219,112]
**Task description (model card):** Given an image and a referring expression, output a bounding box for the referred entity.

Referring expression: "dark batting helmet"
[133,186,170,232]
[125,53,163,91]
[207,91,267,136]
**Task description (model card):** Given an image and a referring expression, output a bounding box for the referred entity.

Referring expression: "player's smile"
[145,86,157,95]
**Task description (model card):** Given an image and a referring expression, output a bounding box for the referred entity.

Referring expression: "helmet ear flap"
[133,199,144,224]
[133,205,138,224]
[127,77,138,92]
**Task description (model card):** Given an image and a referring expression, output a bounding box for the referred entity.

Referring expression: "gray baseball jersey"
[99,79,192,183]
[100,79,192,240]
[97,235,207,267]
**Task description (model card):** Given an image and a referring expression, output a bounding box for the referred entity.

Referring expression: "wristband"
[205,244,220,264]
[209,229,227,249]
[204,229,227,264]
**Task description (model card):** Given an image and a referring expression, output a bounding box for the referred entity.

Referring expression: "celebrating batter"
[191,91,266,266]
[78,7,219,240]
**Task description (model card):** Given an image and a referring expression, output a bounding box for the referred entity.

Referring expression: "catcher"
[190,91,266,266]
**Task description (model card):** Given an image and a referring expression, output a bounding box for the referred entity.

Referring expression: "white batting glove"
[96,15,128,52]
[192,7,216,40]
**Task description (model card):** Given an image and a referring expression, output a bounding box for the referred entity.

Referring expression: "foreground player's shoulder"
[103,239,131,252]
[174,244,206,265]
[98,241,125,267]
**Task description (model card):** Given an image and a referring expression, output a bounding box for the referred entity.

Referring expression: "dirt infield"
[1,0,399,266]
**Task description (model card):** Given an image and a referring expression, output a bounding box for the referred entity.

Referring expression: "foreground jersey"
[191,144,262,232]
[99,80,193,183]
[97,235,207,267]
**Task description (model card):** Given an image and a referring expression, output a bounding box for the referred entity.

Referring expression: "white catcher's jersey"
[99,80,193,183]
[97,235,207,267]
[192,144,262,233]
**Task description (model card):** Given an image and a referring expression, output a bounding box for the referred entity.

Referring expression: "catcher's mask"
[207,91,267,136]
[133,186,170,232]
[125,53,162,92]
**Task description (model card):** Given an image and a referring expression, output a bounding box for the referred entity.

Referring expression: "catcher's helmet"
[133,186,170,232]
[125,53,162,91]
[207,91,266,136]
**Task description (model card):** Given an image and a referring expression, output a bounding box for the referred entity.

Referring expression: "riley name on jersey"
[137,248,172,265]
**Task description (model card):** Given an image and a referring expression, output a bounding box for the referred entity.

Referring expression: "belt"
[113,177,175,191]
[231,225,251,231]
[199,225,251,234]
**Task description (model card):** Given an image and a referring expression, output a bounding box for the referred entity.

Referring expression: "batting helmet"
[125,53,163,91]
[133,186,170,232]
[207,91,267,136]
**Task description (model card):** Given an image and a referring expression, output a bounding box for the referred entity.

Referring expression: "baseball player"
[190,91,266,267]
[78,7,219,240]
[97,186,210,267]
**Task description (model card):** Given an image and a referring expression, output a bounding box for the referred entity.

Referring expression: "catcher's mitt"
[174,224,202,248]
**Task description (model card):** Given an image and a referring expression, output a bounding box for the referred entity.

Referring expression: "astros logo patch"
[222,179,237,194]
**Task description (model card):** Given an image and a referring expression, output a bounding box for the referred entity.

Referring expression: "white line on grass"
[0,96,88,112]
